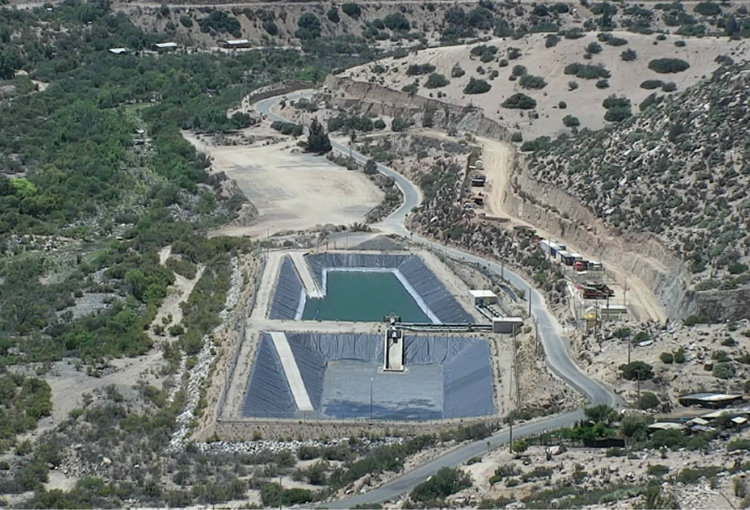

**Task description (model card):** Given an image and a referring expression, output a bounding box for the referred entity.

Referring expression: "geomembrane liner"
[242,333,495,420]
[268,253,474,323]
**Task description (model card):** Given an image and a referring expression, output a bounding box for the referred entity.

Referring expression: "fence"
[237,410,495,423]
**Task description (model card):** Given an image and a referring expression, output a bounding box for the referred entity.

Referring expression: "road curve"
[255,91,617,507]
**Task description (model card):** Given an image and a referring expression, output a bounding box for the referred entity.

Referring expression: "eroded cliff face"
[323,76,511,141]
[505,159,750,322]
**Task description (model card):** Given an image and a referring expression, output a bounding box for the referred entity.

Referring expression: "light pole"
[370,377,374,420]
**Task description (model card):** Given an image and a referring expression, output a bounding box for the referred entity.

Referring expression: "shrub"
[519,74,547,89]
[648,58,690,73]
[546,34,561,47]
[728,439,750,452]
[508,47,522,59]
[660,352,674,364]
[621,414,654,438]
[606,447,625,457]
[402,81,418,94]
[619,361,654,380]
[716,54,734,66]
[342,3,361,18]
[411,467,472,502]
[512,65,527,77]
[694,1,721,15]
[384,12,410,31]
[662,82,677,92]
[648,465,670,477]
[568,81,579,90]
[296,13,321,40]
[297,446,321,460]
[425,73,449,89]
[521,136,552,152]
[607,36,628,46]
[558,101,567,109]
[674,348,686,363]
[168,324,184,336]
[406,64,436,76]
[641,79,664,89]
[451,65,465,78]
[506,478,519,487]
[327,8,340,23]
[713,363,736,380]
[674,39,686,47]
[621,49,637,61]
[564,63,611,79]
[562,115,580,127]
[585,42,603,54]
[639,391,660,410]
[373,119,386,130]
[391,117,410,132]
[511,132,523,142]
[502,93,536,109]
[263,21,278,35]
[596,79,609,89]
[179,15,193,28]
[261,484,314,507]
[464,78,492,94]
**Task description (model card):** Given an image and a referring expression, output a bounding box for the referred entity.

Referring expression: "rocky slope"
[524,63,750,319]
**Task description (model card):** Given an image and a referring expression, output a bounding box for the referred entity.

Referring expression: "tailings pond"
[301,271,430,322]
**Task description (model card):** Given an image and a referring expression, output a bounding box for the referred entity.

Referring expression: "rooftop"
[470,290,496,298]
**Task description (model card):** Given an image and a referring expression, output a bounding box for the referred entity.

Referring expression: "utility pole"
[624,279,628,309]
[628,336,631,365]
[535,318,540,358]
[528,286,532,316]
[513,325,520,405]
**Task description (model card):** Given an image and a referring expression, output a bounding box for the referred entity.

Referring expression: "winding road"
[255,91,618,507]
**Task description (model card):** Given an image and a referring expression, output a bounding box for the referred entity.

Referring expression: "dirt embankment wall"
[215,416,500,441]
[248,80,313,105]
[505,159,705,321]
[324,76,511,141]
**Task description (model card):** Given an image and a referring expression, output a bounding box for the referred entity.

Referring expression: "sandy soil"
[343,32,749,138]
[183,131,383,239]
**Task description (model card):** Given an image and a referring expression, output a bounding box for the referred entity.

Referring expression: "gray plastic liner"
[242,333,495,420]
[302,253,474,324]
[268,256,304,320]
[242,333,296,417]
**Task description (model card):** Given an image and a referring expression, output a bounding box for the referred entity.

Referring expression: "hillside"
[524,63,750,303]
[341,31,749,138]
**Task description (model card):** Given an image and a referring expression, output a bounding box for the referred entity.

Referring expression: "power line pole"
[528,286,532,317]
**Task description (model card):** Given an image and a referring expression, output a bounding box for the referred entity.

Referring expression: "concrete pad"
[290,252,323,298]
[270,331,314,412]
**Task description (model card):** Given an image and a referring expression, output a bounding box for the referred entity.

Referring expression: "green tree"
[306,119,331,154]
[619,361,654,381]
[296,13,321,39]
[411,467,472,502]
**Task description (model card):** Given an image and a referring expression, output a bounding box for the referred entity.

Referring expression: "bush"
[263,21,278,35]
[342,3,361,18]
[519,75,547,89]
[641,79,664,89]
[674,348,686,363]
[694,1,721,15]
[391,117,410,132]
[512,65,527,77]
[425,73,450,89]
[168,324,184,336]
[620,414,654,438]
[406,64,436,76]
[296,13,321,40]
[502,93,536,109]
[621,49,637,61]
[411,467,472,502]
[511,132,523,142]
[297,446,321,460]
[713,363,736,380]
[546,34,561,47]
[568,81,579,91]
[451,65,465,78]
[674,39,686,47]
[648,465,670,477]
[327,8,340,23]
[619,361,654,380]
[606,447,625,457]
[585,42,603,54]
[261,484,314,507]
[728,439,750,452]
[464,78,492,94]
[558,101,567,109]
[562,115,580,127]
[607,36,628,46]
[639,391,660,410]
[521,136,552,152]
[660,352,674,364]
[384,12,410,31]
[373,119,386,130]
[662,81,677,92]
[564,63,611,79]
[179,15,193,28]
[648,58,690,73]
[596,79,609,89]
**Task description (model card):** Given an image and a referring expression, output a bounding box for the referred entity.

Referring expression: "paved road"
[255,92,618,507]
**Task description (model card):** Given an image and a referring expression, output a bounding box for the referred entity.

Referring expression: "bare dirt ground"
[183,130,383,239]
[343,32,749,138]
